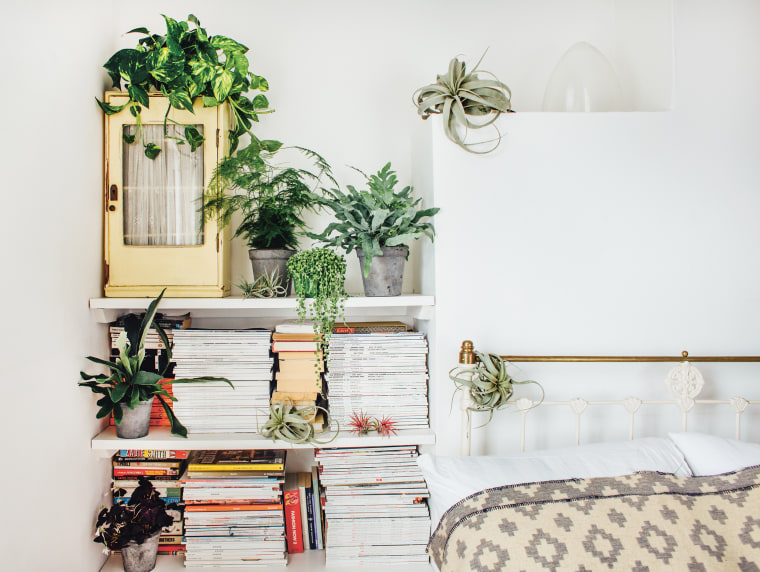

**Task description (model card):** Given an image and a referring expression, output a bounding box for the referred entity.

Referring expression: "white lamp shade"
[543,41,624,112]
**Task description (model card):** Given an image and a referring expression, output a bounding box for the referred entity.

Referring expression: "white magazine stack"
[171,329,273,433]
[315,446,431,566]
[325,332,429,430]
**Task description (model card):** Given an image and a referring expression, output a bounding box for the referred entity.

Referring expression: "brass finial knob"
[459,340,475,364]
[682,350,689,359]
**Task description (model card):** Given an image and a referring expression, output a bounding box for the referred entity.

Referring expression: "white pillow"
[418,437,691,528]
[668,432,760,476]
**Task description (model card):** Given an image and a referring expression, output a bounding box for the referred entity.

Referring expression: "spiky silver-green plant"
[414,51,513,154]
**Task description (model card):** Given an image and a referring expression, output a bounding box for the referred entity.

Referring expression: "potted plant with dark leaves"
[286,247,347,353]
[204,139,334,296]
[308,162,439,296]
[79,289,232,438]
[94,478,175,572]
[96,14,270,160]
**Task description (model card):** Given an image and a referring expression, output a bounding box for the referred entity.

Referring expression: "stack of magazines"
[316,446,431,566]
[182,450,287,568]
[326,332,429,430]
[171,329,273,433]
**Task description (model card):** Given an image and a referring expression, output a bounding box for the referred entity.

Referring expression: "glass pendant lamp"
[542,42,625,112]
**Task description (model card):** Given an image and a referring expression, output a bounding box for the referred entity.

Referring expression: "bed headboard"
[454,340,760,456]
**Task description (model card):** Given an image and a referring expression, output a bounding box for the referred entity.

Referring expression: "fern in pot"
[308,162,439,296]
[204,139,334,296]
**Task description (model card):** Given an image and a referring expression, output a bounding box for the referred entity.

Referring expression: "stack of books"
[282,469,325,555]
[271,322,325,432]
[315,446,431,566]
[171,329,273,433]
[181,450,287,568]
[111,449,187,554]
[325,329,429,430]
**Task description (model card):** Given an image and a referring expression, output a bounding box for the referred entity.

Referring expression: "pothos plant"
[286,247,347,354]
[413,51,513,154]
[78,289,233,437]
[308,162,439,277]
[96,14,270,159]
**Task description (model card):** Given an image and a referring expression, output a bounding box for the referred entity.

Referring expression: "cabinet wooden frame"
[103,91,231,298]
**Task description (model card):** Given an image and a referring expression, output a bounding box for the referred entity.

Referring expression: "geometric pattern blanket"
[428,466,760,571]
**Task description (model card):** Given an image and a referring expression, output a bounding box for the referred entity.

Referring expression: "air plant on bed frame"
[449,351,543,427]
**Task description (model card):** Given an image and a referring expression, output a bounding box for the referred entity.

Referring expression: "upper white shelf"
[89,295,435,323]
[91,426,436,451]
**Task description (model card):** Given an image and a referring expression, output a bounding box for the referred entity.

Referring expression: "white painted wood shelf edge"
[89,295,435,323]
[92,427,436,451]
[101,551,435,572]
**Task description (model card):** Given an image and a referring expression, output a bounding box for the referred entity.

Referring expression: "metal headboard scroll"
[457,341,760,456]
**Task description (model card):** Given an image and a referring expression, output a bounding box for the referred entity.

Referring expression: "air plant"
[237,269,287,298]
[413,50,513,154]
[348,411,398,437]
[449,351,544,426]
[348,410,374,435]
[260,397,337,445]
[373,415,398,437]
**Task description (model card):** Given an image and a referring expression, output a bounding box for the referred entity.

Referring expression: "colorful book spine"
[283,488,304,554]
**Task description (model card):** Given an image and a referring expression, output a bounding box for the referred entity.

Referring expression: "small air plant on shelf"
[94,478,175,571]
[448,351,544,427]
[348,411,398,437]
[237,269,287,298]
[260,397,337,445]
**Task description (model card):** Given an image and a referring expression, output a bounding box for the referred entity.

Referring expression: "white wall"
[0,1,117,570]
[427,0,760,454]
[0,0,757,569]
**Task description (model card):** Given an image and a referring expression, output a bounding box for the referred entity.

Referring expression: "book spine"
[311,466,324,550]
[283,489,304,554]
[185,463,285,472]
[112,468,180,477]
[117,450,188,459]
[304,484,316,550]
[298,481,309,550]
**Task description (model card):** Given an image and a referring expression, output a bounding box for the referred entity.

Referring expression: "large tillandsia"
[78,289,233,437]
[260,398,337,445]
[237,269,287,298]
[414,51,513,154]
[449,351,543,426]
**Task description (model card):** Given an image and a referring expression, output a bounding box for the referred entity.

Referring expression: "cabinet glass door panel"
[122,124,204,246]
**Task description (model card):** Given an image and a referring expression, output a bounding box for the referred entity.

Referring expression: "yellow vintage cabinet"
[103,91,231,297]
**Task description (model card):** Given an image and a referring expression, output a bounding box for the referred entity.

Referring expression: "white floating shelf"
[101,551,434,572]
[92,427,435,451]
[90,295,435,323]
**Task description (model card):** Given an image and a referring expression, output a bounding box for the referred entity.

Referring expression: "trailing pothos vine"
[96,14,270,159]
[449,351,543,427]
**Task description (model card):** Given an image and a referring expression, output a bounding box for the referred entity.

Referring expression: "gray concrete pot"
[121,530,160,572]
[116,397,154,439]
[248,249,295,297]
[357,246,408,297]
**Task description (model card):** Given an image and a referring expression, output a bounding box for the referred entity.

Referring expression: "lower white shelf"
[91,427,436,451]
[101,551,435,571]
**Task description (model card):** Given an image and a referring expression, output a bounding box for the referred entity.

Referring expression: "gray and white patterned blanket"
[428,466,760,571]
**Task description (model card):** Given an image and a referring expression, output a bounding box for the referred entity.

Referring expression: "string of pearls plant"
[449,351,543,426]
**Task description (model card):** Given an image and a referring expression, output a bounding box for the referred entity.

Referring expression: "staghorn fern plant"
[308,162,439,277]
[414,51,513,154]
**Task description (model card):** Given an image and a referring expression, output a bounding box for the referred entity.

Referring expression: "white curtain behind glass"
[122,124,204,245]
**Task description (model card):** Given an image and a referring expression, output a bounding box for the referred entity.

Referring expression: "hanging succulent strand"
[414,51,513,154]
[449,351,543,427]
